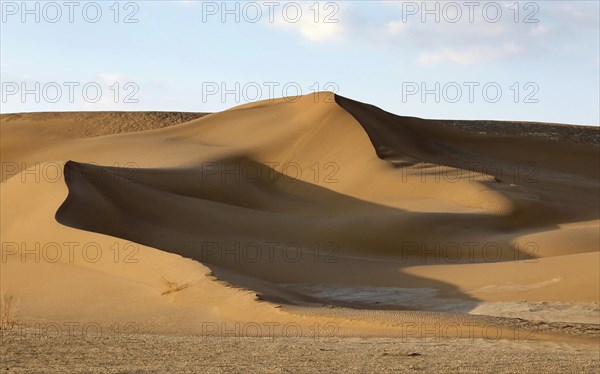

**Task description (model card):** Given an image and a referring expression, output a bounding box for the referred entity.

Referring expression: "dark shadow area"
[54,159,546,310]
[335,94,600,227]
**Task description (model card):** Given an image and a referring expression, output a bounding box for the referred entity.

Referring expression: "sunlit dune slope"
[1,92,598,336]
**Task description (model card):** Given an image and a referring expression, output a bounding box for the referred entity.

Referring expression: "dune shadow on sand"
[335,94,600,227]
[55,157,556,313]
[54,95,599,314]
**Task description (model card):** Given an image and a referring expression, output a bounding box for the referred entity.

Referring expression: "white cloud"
[98,73,121,85]
[267,2,345,42]
[297,21,344,42]
[270,18,344,42]
[282,1,596,65]
[417,42,523,66]
[530,25,550,37]
[385,21,407,36]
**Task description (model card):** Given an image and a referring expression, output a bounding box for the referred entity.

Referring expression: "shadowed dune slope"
[2,93,599,337]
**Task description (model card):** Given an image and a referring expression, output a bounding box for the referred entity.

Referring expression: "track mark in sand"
[161,279,190,296]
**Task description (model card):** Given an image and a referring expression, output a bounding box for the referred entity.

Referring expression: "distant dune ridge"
[1,93,599,345]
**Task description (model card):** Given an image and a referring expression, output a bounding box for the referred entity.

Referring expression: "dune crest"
[2,93,599,340]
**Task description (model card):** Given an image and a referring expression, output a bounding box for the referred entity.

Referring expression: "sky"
[1,0,599,125]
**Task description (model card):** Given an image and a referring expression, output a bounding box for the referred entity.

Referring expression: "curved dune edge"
[6,161,589,344]
[2,93,599,344]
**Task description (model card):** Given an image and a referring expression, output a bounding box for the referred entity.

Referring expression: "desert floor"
[2,329,599,373]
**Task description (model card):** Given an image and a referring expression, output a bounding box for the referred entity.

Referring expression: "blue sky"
[1,0,599,125]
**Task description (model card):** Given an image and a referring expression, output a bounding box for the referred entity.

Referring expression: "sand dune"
[1,93,599,347]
